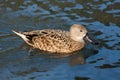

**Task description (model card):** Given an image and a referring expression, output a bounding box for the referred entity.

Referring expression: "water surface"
[0,0,120,80]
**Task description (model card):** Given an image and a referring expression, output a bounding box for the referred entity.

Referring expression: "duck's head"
[70,24,99,45]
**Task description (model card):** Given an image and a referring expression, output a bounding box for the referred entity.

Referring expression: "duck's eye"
[80,30,83,32]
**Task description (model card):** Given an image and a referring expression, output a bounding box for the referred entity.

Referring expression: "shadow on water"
[75,76,90,80]
[0,0,120,80]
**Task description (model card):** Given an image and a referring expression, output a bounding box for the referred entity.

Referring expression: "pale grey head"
[70,24,87,42]
[70,24,99,45]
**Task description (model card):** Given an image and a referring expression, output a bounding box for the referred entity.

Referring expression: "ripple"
[95,64,118,69]
[0,0,120,80]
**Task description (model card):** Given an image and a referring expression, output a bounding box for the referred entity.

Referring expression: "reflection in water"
[28,48,86,66]
[70,54,85,66]
[0,0,120,26]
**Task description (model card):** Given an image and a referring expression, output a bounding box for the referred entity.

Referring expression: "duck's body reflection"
[27,47,98,66]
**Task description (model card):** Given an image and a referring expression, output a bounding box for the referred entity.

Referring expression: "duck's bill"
[85,34,99,45]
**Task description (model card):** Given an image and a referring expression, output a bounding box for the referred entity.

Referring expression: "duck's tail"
[12,30,29,42]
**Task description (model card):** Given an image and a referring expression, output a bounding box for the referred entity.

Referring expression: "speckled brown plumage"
[12,24,90,53]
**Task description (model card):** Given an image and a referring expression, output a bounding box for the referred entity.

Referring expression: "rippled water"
[0,0,120,80]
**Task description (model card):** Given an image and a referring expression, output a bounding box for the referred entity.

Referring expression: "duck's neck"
[70,36,84,42]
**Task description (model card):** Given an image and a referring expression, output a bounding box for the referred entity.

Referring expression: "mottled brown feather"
[22,29,85,53]
[12,24,88,53]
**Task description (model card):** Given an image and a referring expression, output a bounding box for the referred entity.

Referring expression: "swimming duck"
[12,24,97,53]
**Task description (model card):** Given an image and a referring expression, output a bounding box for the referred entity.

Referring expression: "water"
[0,0,120,80]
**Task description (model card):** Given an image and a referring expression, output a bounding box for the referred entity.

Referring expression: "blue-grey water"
[0,0,120,80]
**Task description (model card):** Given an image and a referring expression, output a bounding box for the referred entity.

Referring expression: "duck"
[12,24,97,53]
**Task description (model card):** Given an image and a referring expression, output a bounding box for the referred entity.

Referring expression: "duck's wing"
[12,29,69,46]
[31,29,72,53]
